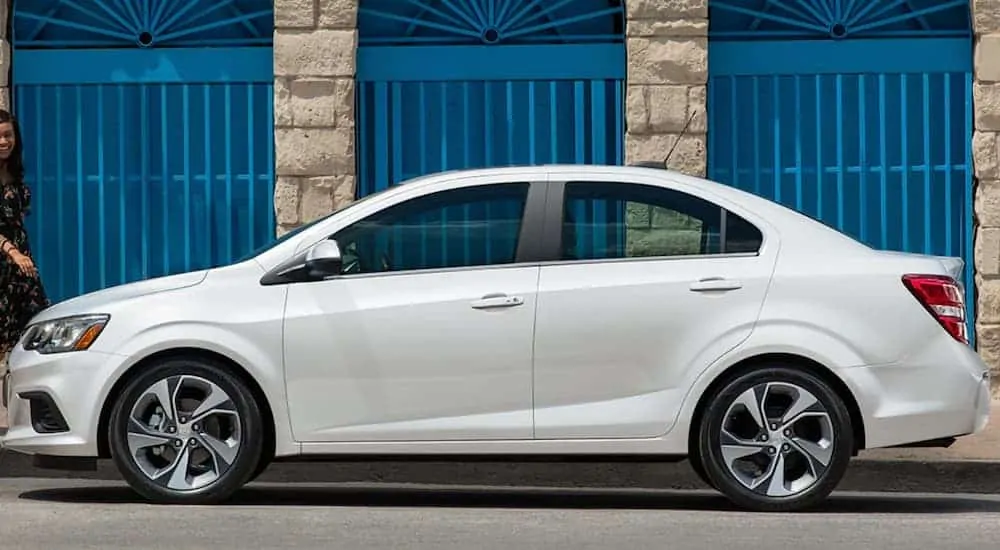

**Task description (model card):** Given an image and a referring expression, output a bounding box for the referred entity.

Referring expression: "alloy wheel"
[126,374,243,492]
[718,381,835,498]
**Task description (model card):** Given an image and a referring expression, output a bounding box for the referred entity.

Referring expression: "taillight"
[901,274,968,344]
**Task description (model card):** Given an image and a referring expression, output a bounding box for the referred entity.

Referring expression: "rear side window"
[561,181,763,260]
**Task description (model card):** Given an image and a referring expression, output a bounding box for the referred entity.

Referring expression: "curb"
[2,450,999,494]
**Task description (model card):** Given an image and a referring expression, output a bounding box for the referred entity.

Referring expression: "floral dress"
[0,178,49,355]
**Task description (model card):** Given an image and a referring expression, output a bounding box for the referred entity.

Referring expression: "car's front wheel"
[108,357,263,504]
[695,366,854,512]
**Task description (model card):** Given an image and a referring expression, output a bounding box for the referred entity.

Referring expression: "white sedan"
[1,164,991,512]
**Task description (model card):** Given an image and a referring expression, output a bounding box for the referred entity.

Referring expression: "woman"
[0,109,48,359]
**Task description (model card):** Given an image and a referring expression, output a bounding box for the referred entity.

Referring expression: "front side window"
[561,181,763,261]
[332,182,530,275]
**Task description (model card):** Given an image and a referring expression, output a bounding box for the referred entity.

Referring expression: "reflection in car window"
[332,183,530,275]
[561,181,762,260]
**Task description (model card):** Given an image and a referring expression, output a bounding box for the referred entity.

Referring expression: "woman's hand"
[9,251,37,278]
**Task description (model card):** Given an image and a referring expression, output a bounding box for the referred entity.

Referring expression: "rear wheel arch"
[96,347,276,470]
[687,353,866,456]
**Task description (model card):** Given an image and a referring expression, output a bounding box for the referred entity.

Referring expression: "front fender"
[96,323,298,458]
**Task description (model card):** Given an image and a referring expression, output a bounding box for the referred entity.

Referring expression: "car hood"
[32,269,211,323]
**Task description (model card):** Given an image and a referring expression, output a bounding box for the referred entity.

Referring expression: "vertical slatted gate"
[355,0,627,199]
[707,0,976,339]
[12,1,275,304]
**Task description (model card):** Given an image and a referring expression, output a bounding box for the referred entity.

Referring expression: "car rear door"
[531,173,779,440]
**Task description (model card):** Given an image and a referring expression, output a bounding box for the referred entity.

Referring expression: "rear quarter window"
[725,211,764,254]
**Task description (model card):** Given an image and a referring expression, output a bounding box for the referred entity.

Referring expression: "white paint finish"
[283,266,539,442]
[531,253,775,439]
[750,248,974,368]
[829,312,993,449]
[2,350,120,456]
[0,165,990,479]
[7,261,301,458]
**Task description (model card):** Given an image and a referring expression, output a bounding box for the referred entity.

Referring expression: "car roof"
[398,163,782,212]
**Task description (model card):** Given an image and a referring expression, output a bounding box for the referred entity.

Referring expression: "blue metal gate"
[707,0,976,338]
[355,0,626,198]
[12,1,275,304]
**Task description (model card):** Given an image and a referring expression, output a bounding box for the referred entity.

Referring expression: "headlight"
[21,314,110,354]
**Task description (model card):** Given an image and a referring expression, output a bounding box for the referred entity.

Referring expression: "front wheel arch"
[687,353,866,458]
[97,348,276,474]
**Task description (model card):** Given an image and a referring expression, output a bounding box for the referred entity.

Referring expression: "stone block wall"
[624,0,708,176]
[974,0,1000,386]
[272,0,359,236]
[273,0,711,238]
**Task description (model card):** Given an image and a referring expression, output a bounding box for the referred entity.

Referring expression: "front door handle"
[471,293,525,310]
[689,277,744,292]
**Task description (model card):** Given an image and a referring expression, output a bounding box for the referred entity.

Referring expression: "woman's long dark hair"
[0,109,25,185]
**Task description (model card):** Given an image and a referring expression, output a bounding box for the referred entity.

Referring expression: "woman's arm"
[0,231,15,256]
[0,232,21,259]
[0,231,37,276]
[0,187,37,275]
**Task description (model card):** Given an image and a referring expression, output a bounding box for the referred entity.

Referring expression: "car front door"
[532,176,778,440]
[282,178,546,443]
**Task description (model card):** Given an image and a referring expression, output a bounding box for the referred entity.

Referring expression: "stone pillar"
[973,0,1000,390]
[272,0,358,236]
[624,0,708,176]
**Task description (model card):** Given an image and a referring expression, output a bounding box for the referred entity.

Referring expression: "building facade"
[3,1,1000,383]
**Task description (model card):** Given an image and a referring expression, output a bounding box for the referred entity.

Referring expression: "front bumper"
[1,347,125,458]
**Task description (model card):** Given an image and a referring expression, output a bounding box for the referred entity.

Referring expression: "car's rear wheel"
[108,357,263,504]
[687,449,715,489]
[695,366,853,512]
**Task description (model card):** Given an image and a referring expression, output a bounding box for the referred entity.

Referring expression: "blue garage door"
[355,0,626,198]
[707,0,976,339]
[12,1,275,303]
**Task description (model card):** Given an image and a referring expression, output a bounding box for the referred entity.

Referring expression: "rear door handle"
[470,293,525,310]
[689,277,743,292]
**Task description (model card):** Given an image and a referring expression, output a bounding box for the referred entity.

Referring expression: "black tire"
[248,446,274,483]
[108,357,264,505]
[695,366,853,512]
[687,450,715,489]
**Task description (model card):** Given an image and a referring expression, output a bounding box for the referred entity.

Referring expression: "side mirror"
[304,240,343,279]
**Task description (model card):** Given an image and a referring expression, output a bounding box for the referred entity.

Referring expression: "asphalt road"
[2,479,1000,549]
